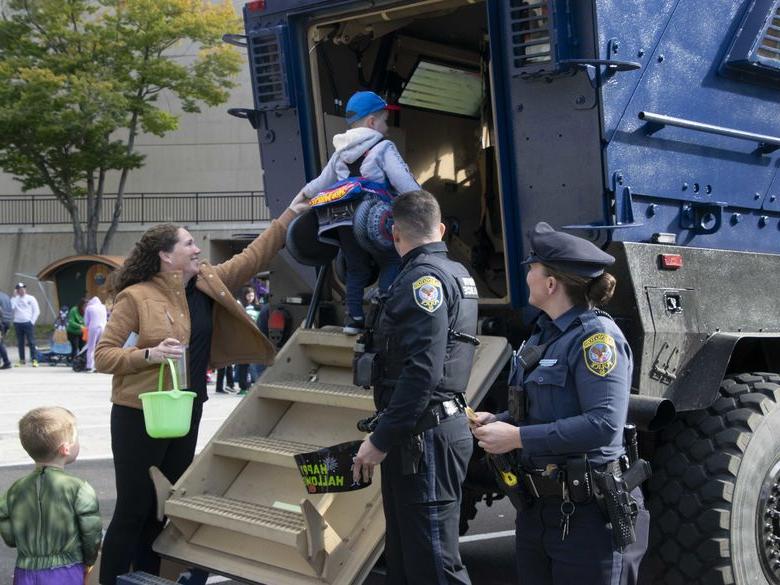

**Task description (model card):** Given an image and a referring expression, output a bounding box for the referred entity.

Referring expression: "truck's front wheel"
[643,372,780,585]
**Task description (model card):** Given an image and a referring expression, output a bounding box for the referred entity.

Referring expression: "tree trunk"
[86,172,97,253]
[65,197,87,254]
[101,112,139,254]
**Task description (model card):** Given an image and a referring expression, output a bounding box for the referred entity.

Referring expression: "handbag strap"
[157,358,180,392]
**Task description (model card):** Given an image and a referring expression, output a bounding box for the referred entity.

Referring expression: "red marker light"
[246,0,265,12]
[659,254,683,270]
[269,309,286,331]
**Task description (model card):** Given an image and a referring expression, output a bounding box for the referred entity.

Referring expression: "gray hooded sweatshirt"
[302,128,420,198]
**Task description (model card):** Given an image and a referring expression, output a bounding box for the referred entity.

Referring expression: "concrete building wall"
[0,0,262,197]
[0,220,313,325]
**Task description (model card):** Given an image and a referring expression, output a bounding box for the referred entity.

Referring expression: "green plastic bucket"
[139,358,197,439]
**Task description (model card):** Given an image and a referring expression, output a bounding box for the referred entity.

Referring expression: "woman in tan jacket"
[96,194,307,584]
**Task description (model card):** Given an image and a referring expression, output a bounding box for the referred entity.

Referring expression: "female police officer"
[471,222,649,585]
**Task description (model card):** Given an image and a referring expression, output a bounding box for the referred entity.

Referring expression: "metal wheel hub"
[758,459,780,584]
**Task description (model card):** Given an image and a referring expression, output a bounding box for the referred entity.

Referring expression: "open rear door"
[154,326,510,584]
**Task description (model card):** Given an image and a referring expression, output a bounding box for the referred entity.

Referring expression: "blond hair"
[18,407,77,463]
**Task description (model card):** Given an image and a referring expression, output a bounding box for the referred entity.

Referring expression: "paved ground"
[0,346,517,584]
[0,347,242,466]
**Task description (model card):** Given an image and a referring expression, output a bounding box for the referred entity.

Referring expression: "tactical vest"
[372,252,479,397]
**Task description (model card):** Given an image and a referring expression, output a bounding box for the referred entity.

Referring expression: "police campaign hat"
[522,222,615,277]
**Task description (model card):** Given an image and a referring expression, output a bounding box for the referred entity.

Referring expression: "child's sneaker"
[32,359,38,367]
[343,316,365,335]
[14,361,25,367]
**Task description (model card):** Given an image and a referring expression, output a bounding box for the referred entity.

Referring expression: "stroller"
[39,307,74,366]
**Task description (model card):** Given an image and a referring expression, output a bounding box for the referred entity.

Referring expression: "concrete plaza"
[0,346,242,467]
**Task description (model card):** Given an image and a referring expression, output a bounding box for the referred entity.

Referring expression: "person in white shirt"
[10,282,40,367]
[83,296,108,372]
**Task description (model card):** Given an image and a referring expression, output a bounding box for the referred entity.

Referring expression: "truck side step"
[116,572,178,584]
[297,326,357,349]
[254,379,373,410]
[213,436,322,468]
[166,494,305,548]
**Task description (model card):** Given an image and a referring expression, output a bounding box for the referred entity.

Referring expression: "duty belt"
[412,396,466,435]
[523,460,622,499]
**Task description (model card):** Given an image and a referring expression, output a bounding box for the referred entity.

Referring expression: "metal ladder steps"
[213,436,322,468]
[255,379,374,410]
[166,494,305,547]
[297,327,357,349]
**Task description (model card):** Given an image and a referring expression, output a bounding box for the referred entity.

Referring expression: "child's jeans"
[14,563,85,585]
[337,226,400,319]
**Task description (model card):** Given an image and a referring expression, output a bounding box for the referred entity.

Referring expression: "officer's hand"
[468,410,497,430]
[473,422,522,454]
[288,190,310,215]
[352,436,386,484]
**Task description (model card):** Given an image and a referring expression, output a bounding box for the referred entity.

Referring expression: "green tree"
[0,0,242,253]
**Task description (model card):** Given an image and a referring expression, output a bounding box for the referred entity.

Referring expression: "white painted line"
[206,576,230,584]
[459,529,515,543]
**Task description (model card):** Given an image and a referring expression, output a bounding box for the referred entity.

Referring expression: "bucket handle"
[157,358,180,392]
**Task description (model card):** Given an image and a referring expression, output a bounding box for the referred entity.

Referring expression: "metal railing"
[0,191,271,226]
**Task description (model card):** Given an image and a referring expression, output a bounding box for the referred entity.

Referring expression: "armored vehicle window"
[722,0,780,85]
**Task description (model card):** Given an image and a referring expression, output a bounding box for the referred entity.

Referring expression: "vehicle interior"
[306,0,508,301]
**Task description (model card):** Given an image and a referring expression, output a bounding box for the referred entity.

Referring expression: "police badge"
[582,332,618,377]
[412,276,443,313]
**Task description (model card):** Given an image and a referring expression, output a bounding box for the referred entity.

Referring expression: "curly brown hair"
[109,224,180,294]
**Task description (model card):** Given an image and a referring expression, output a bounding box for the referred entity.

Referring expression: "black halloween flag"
[294,440,372,494]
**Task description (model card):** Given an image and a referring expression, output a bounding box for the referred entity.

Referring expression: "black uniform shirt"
[370,241,476,452]
[186,277,214,401]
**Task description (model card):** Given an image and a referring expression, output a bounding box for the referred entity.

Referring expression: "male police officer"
[352,190,479,585]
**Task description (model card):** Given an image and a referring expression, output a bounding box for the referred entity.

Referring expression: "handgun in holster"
[487,452,530,512]
[356,410,384,433]
[592,458,652,550]
[401,433,424,475]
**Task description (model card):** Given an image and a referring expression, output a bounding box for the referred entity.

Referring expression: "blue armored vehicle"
[153,1,780,584]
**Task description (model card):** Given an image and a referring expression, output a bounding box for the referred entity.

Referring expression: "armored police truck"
[152,1,780,584]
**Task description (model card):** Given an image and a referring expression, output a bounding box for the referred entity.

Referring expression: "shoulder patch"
[412,275,444,313]
[582,332,617,377]
[457,276,479,299]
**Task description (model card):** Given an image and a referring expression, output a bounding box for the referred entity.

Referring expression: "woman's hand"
[473,422,522,454]
[147,338,184,363]
[288,190,310,215]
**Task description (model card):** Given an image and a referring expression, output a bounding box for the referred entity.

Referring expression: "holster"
[353,351,378,388]
[400,433,424,475]
[487,452,531,512]
[565,455,592,503]
[591,459,651,550]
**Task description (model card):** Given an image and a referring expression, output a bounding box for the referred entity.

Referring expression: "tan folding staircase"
[154,325,510,585]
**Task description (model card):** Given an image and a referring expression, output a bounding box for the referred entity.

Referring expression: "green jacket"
[66,306,85,335]
[0,466,102,569]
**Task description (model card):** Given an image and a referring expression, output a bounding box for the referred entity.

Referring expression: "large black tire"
[643,372,780,585]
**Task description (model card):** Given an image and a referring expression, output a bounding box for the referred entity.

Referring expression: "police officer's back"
[352,190,478,585]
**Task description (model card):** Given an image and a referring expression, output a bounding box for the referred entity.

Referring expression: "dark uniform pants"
[514,487,649,585]
[381,414,473,585]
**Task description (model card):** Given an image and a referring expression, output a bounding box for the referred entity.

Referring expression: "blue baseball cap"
[345,91,399,125]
